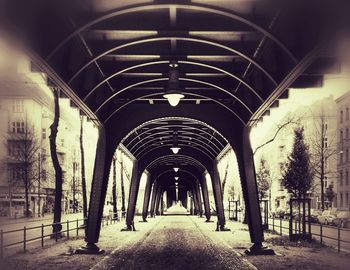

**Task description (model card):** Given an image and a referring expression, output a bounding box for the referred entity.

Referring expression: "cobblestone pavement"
[93,215,255,270]
[1,215,349,270]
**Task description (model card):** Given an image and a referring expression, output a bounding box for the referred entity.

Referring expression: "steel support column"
[155,186,163,216]
[192,186,199,215]
[123,160,139,231]
[76,127,112,254]
[141,173,152,222]
[201,173,211,222]
[194,183,203,217]
[209,162,228,231]
[236,127,274,255]
[149,182,158,217]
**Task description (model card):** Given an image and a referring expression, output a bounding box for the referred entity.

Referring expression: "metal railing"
[263,215,350,252]
[0,212,121,258]
[227,208,350,252]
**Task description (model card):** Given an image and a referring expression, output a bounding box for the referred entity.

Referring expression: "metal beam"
[83,60,263,102]
[47,3,297,63]
[247,45,324,127]
[67,37,278,85]
[94,77,254,115]
[102,92,246,125]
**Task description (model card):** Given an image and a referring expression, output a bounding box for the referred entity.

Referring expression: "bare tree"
[120,157,126,217]
[254,115,299,155]
[69,151,80,213]
[221,162,229,201]
[309,111,337,210]
[227,185,235,200]
[49,87,63,235]
[325,183,336,209]
[112,156,118,220]
[4,121,42,217]
[79,115,88,221]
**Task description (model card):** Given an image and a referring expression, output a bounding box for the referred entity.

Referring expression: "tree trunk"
[38,153,41,217]
[49,88,63,235]
[221,163,229,201]
[79,116,88,222]
[320,158,325,211]
[24,181,30,218]
[112,157,118,220]
[72,162,76,213]
[120,159,126,217]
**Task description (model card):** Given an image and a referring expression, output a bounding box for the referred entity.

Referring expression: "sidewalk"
[0,212,83,227]
[218,219,349,270]
[0,216,349,270]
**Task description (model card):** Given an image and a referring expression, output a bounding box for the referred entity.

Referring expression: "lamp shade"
[163,92,184,107]
[170,146,181,154]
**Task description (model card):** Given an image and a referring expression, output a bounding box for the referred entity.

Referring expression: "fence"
[0,212,121,258]
[265,216,350,252]
[227,204,350,252]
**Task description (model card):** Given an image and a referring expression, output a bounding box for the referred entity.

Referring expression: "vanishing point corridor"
[1,1,350,269]
[90,216,253,270]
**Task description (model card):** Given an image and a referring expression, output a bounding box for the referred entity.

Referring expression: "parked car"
[310,210,322,223]
[272,207,286,218]
[332,211,350,228]
[317,210,338,225]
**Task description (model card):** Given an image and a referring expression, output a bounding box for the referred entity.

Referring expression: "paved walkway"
[93,216,255,270]
[1,215,349,270]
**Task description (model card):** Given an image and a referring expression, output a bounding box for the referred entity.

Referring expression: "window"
[42,128,46,139]
[346,193,349,207]
[324,177,328,188]
[347,108,349,120]
[340,171,343,186]
[279,179,284,191]
[7,166,24,181]
[41,149,46,161]
[12,100,24,113]
[323,137,328,148]
[340,152,344,164]
[347,149,349,163]
[12,122,24,133]
[279,162,284,173]
[341,110,344,123]
[346,171,349,185]
[42,170,47,181]
[8,142,20,156]
[61,139,64,147]
[340,130,343,142]
[323,122,328,131]
[347,128,349,140]
[340,193,343,207]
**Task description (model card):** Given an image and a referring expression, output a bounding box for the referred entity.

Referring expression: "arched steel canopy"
[2,0,336,130]
[120,117,228,166]
[1,0,344,250]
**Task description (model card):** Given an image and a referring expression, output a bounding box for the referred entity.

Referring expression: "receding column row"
[78,126,267,255]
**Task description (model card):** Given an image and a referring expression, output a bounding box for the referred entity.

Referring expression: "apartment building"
[336,91,350,211]
[0,58,98,217]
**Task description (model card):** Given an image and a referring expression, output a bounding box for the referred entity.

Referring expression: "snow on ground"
[0,216,349,270]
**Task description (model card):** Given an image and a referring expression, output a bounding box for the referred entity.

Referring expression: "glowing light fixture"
[171,131,180,154]
[163,92,184,107]
[173,167,180,172]
[163,61,184,107]
[174,177,179,181]
[170,146,181,154]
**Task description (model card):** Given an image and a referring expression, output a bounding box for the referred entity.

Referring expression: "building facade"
[336,92,350,211]
[253,96,338,212]
[0,57,98,217]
